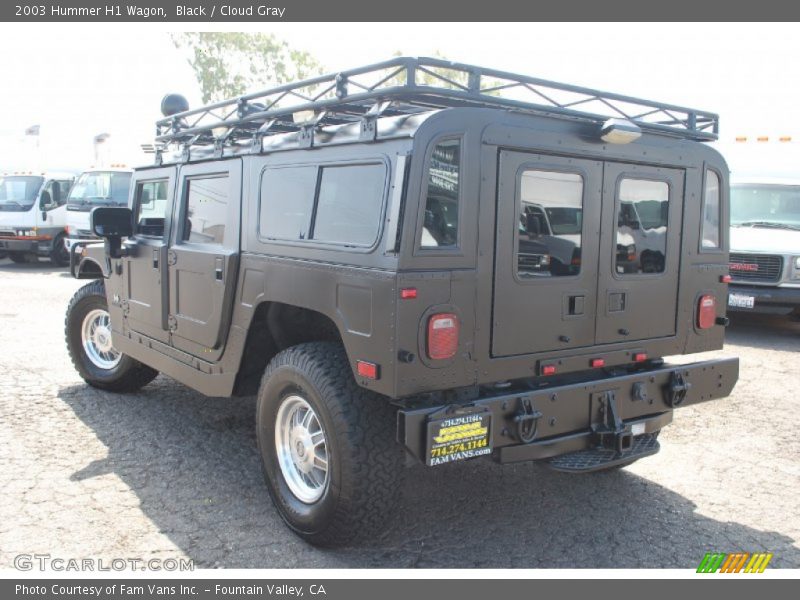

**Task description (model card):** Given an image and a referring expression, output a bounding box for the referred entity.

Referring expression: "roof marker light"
[600,118,642,144]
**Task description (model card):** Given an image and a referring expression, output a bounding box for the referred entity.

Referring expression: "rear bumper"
[727,283,800,315]
[397,357,739,467]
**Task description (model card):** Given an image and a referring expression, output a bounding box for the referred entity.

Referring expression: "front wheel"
[50,234,70,267]
[256,342,403,546]
[65,280,158,392]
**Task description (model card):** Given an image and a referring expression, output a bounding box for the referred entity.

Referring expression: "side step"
[545,433,660,473]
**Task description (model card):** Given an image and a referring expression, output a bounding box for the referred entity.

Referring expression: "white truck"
[727,175,800,315]
[64,167,132,269]
[0,171,76,265]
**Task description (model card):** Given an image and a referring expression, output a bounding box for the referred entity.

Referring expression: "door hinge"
[167,250,177,266]
[168,315,178,332]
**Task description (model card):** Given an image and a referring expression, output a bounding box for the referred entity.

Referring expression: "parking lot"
[1,259,798,569]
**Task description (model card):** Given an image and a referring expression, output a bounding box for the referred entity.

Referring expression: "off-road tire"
[256,342,403,546]
[65,279,158,392]
[50,234,70,267]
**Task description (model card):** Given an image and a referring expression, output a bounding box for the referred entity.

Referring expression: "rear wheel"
[65,280,158,392]
[50,234,70,267]
[256,342,403,546]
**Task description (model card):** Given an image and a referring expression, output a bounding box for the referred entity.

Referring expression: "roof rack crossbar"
[156,57,719,145]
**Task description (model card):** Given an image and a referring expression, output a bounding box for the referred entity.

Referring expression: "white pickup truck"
[727,175,800,315]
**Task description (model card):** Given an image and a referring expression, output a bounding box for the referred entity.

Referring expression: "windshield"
[68,171,132,206]
[0,176,44,211]
[731,184,800,228]
[544,207,582,235]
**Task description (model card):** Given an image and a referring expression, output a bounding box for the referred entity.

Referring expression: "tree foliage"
[171,33,322,104]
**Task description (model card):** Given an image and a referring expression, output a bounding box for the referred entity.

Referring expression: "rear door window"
[517,170,584,277]
[615,178,669,275]
[181,176,230,245]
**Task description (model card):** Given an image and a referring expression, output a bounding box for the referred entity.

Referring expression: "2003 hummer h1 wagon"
[66,57,739,545]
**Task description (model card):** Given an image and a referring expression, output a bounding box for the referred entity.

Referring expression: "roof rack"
[155,56,719,149]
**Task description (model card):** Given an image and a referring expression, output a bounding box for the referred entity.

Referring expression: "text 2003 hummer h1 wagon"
[66,58,739,545]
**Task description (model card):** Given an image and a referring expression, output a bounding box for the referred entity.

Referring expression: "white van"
[0,171,76,265]
[64,167,132,266]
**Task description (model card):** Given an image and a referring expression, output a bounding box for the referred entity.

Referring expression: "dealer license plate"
[728,293,755,309]
[426,411,492,466]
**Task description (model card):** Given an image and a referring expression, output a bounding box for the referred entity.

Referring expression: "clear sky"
[0,22,797,172]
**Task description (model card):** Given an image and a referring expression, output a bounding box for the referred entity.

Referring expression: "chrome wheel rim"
[81,308,121,370]
[275,394,329,503]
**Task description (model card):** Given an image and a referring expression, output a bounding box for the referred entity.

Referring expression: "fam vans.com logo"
[697,552,773,573]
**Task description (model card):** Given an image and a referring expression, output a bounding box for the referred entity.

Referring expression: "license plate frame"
[425,411,492,466]
[728,292,755,309]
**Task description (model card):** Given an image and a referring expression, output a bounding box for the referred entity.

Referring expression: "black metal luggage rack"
[155,56,719,152]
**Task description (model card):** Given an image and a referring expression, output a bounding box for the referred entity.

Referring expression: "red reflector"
[591,358,605,368]
[542,364,557,376]
[720,275,732,283]
[427,313,459,360]
[697,295,716,329]
[356,360,379,380]
[400,287,418,299]
[634,352,647,363]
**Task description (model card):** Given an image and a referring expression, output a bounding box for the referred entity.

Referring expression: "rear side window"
[616,178,669,275]
[701,170,721,250]
[259,162,387,247]
[517,170,584,277]
[420,139,461,248]
[182,176,229,245]
[313,164,386,246]
[135,180,169,237]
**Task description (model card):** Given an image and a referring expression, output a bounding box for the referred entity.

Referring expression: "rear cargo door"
[492,151,603,356]
[595,163,684,344]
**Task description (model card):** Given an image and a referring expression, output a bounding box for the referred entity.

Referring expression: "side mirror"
[91,206,133,259]
[525,213,542,235]
[39,190,55,211]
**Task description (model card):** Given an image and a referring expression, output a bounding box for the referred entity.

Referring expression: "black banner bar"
[2,0,800,22]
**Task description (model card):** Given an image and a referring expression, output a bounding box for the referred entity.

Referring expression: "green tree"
[171,33,322,103]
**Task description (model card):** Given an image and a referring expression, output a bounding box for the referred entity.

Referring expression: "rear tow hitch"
[513,397,542,443]
[665,370,691,407]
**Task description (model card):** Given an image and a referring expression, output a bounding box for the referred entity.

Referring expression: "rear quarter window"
[259,162,387,248]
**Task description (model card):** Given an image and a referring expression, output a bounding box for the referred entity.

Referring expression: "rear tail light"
[720,274,732,283]
[590,358,605,368]
[427,313,459,360]
[697,295,717,329]
[633,352,648,363]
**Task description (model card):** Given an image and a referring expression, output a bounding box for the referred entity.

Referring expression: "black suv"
[65,58,739,546]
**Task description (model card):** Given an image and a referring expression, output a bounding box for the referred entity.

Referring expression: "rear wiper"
[735,221,800,231]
